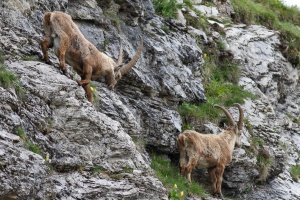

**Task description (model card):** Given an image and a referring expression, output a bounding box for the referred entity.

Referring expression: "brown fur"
[41,11,143,102]
[177,104,244,199]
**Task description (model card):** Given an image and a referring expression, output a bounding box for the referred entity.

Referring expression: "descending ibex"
[40,11,143,102]
[177,103,244,199]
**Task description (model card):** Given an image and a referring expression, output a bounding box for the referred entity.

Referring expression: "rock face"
[0,0,300,199]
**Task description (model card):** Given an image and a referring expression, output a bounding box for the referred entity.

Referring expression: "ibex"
[40,11,143,102]
[177,103,244,199]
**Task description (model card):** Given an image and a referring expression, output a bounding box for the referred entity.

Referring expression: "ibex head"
[214,103,244,148]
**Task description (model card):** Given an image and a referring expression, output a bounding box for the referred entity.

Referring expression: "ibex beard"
[41,11,143,102]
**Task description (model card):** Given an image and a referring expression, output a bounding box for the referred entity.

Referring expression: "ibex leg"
[41,37,53,64]
[215,164,225,199]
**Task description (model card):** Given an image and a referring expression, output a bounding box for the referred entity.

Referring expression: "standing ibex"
[177,103,244,199]
[41,11,143,102]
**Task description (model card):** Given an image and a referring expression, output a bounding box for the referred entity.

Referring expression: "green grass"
[290,165,300,181]
[21,56,39,61]
[231,0,300,68]
[153,0,183,18]
[179,54,255,125]
[250,136,264,148]
[90,166,105,174]
[28,142,43,156]
[16,127,44,157]
[0,65,25,97]
[151,154,207,198]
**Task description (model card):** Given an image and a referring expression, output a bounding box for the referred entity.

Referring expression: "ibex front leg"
[56,34,70,74]
[215,165,225,199]
[41,37,53,64]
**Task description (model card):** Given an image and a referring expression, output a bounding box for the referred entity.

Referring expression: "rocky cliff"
[0,0,299,199]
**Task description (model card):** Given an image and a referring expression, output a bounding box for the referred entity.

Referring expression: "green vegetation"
[151,154,207,198]
[153,0,182,18]
[0,51,4,64]
[21,55,39,61]
[244,118,253,134]
[90,166,106,174]
[256,152,273,181]
[250,136,264,149]
[231,0,300,67]
[104,10,122,32]
[16,127,44,157]
[28,142,43,156]
[0,66,24,97]
[179,57,255,125]
[290,165,300,181]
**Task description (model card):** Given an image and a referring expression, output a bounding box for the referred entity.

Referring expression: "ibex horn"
[233,103,244,130]
[119,35,143,76]
[214,104,235,127]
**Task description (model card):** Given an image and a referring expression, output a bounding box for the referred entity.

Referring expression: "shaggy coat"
[177,104,244,199]
[41,11,143,102]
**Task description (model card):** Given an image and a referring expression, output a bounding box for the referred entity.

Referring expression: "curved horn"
[119,36,143,76]
[116,39,123,66]
[214,104,235,126]
[233,103,244,130]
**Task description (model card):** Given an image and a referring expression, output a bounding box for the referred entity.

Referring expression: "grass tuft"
[151,154,207,198]
[153,0,182,18]
[0,65,25,97]
[290,165,300,182]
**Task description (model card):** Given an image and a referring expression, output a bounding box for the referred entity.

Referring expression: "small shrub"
[161,26,171,34]
[250,136,264,149]
[90,166,105,174]
[17,127,26,140]
[16,127,44,157]
[256,152,273,182]
[153,0,182,18]
[290,165,300,181]
[0,66,25,97]
[27,142,43,156]
[123,166,133,173]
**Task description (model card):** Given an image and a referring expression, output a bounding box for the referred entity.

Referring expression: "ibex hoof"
[45,59,52,65]
[108,84,114,90]
[212,192,223,199]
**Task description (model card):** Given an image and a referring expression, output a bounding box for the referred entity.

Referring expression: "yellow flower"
[203,53,207,58]
[180,191,184,196]
[90,86,95,92]
[174,184,177,189]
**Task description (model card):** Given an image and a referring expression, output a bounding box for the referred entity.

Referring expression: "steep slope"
[0,0,300,199]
